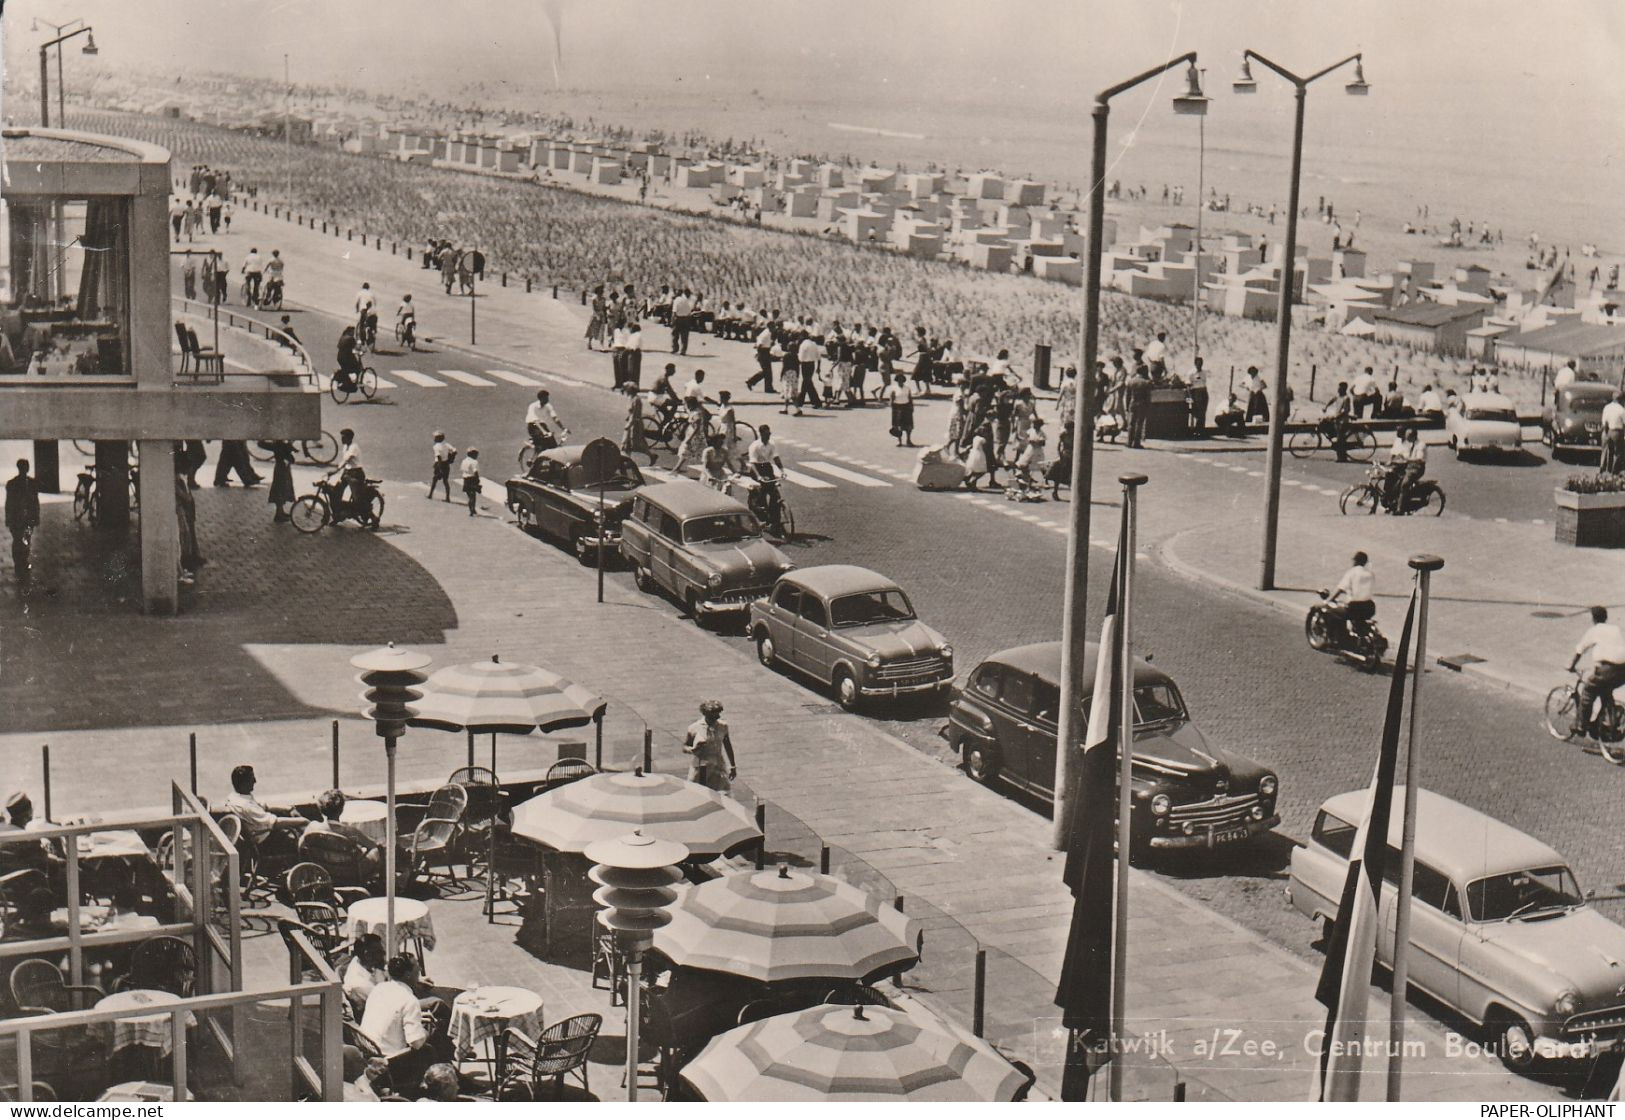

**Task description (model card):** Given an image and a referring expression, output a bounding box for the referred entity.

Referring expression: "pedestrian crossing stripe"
[780,468,836,490]
[437,369,496,387]
[483,369,548,387]
[392,369,445,387]
[799,461,891,488]
[373,374,398,389]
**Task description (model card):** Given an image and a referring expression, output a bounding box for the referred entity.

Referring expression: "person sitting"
[1213,394,1246,436]
[221,765,307,851]
[1416,384,1445,423]
[343,933,388,1016]
[1350,367,1382,419]
[304,789,385,877]
[1325,551,1376,646]
[417,1063,462,1103]
[335,326,362,393]
[360,954,452,1087]
[700,432,731,491]
[0,793,58,876]
[106,883,161,931]
[1381,381,1412,419]
[1383,425,1426,512]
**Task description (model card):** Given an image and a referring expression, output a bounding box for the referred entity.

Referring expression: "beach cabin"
[901,172,942,199]
[570,149,594,174]
[859,167,897,193]
[1035,256,1083,285]
[816,164,845,189]
[729,164,766,189]
[968,172,1005,201]
[592,159,623,185]
[968,241,1014,273]
[675,163,716,189]
[497,144,521,173]
[786,188,819,218]
[1006,179,1045,207]
[1370,302,1487,356]
[1494,319,1625,378]
[843,209,889,243]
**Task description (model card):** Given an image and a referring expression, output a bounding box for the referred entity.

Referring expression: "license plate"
[1211,826,1249,844]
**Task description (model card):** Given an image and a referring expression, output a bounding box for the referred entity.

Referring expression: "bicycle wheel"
[290,495,329,534]
[304,430,340,466]
[365,492,385,529]
[394,322,406,346]
[640,416,667,451]
[329,374,352,405]
[86,492,99,527]
[73,485,92,523]
[249,442,274,463]
[731,420,757,448]
[72,439,95,457]
[360,367,378,399]
[1338,484,1375,516]
[1419,484,1446,517]
[1347,428,1378,463]
[1544,685,1580,742]
[518,444,537,472]
[1287,429,1318,459]
[772,502,795,541]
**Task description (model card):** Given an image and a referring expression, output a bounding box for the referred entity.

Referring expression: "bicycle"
[290,475,384,533]
[1544,669,1625,763]
[259,278,284,311]
[732,472,795,542]
[394,317,417,351]
[1288,423,1376,463]
[1338,466,1445,517]
[355,312,379,354]
[330,367,378,405]
[250,431,340,467]
[516,426,565,472]
[72,467,140,527]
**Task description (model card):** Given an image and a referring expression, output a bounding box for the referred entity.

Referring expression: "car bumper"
[1148,813,1279,849]
[573,530,622,555]
[860,676,953,697]
[1536,1033,1623,1060]
[698,591,771,614]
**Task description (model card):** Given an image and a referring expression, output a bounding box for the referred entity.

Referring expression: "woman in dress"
[1047,424,1074,499]
[962,425,997,491]
[261,440,297,522]
[945,386,970,449]
[1057,366,1078,433]
[621,383,650,461]
[1010,387,1035,462]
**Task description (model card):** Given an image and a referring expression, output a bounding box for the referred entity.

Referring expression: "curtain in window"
[76,199,127,324]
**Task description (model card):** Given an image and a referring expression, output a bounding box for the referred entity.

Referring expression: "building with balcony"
[0,128,319,614]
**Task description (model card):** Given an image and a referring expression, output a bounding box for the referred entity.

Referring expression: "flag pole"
[1387,554,1442,1101]
[1110,471,1147,1103]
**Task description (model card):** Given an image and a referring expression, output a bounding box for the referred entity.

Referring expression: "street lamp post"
[1234,50,1369,591]
[34,19,98,128]
[1052,54,1207,851]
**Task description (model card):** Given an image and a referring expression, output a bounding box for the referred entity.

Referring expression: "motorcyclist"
[335,326,362,393]
[525,389,569,454]
[1325,551,1375,647]
[1383,424,1426,513]
[330,428,366,511]
[396,294,418,351]
[1570,606,1625,737]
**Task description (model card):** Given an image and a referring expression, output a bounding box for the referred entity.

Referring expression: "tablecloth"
[339,800,388,844]
[344,896,437,952]
[96,989,195,1055]
[449,986,544,1054]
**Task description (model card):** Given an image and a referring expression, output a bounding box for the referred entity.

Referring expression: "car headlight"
[1150,793,1171,817]
[866,654,883,668]
[1259,775,1278,798]
[1554,991,1581,1017]
[707,571,723,588]
[939,645,953,659]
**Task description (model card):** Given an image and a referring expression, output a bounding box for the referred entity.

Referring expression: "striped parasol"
[681,1002,1025,1102]
[652,865,917,984]
[406,655,606,735]
[509,770,759,857]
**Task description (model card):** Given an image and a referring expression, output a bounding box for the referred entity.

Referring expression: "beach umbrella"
[653,865,917,985]
[510,770,759,857]
[681,1002,1025,1102]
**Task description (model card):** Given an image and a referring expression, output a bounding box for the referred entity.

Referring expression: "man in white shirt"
[1571,606,1625,737]
[221,764,305,848]
[1326,551,1375,646]
[670,291,695,355]
[1417,383,1444,419]
[748,324,776,392]
[524,390,568,451]
[682,369,713,404]
[1350,366,1381,419]
[240,248,264,306]
[1143,331,1168,379]
[1601,392,1625,474]
[360,955,444,1083]
[610,322,630,386]
[625,322,644,388]
[1554,361,1578,391]
[1385,424,1427,512]
[795,335,822,412]
[746,425,783,482]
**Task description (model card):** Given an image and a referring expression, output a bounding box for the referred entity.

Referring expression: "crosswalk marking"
[483,368,547,387]
[392,369,446,388]
[799,461,891,488]
[780,468,836,491]
[437,369,496,387]
[373,374,398,389]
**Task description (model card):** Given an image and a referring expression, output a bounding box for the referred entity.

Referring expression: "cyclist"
[354,282,377,348]
[699,432,732,491]
[1570,606,1625,738]
[1319,382,1354,463]
[396,294,418,351]
[329,428,365,512]
[335,326,363,395]
[743,424,788,531]
[525,389,569,454]
[241,247,264,307]
[262,250,286,307]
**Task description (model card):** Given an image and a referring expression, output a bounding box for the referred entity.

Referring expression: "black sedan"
[505,445,647,560]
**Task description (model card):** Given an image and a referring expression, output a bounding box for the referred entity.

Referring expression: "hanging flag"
[1055,505,1127,1100]
[1313,589,1417,1101]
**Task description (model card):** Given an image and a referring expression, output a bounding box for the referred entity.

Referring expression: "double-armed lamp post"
[1235,50,1370,591]
[35,18,98,128]
[1053,55,1208,847]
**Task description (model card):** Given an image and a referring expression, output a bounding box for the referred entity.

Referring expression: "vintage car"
[942,642,1278,853]
[619,478,792,623]
[505,445,647,559]
[1445,390,1523,459]
[1289,787,1625,1072]
[1542,381,1615,458]
[748,565,954,710]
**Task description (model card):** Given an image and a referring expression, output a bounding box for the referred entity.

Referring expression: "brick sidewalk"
[0,455,1550,1100]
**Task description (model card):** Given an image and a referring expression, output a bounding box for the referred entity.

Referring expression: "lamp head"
[1344,58,1369,96]
[1232,56,1258,94]
[1171,63,1209,117]
[82,33,99,56]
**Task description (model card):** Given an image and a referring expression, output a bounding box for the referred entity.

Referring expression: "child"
[428,431,456,501]
[460,448,481,516]
[962,426,997,491]
[715,390,740,469]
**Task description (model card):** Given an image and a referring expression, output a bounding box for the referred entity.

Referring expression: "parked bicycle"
[73,467,140,527]
[290,475,384,533]
[330,367,378,405]
[1544,669,1625,763]
[1338,466,1445,516]
[250,431,340,467]
[1288,423,1376,463]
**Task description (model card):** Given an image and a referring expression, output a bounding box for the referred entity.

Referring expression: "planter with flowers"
[1555,474,1625,547]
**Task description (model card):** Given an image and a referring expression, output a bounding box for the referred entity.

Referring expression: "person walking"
[428,432,457,501]
[670,290,694,355]
[170,197,185,242]
[795,333,823,412]
[206,193,223,235]
[175,469,203,582]
[213,440,262,488]
[884,372,917,447]
[5,460,40,595]
[747,321,776,393]
[260,441,297,522]
[621,384,651,461]
[460,449,482,516]
[624,320,644,389]
[1124,363,1152,449]
[1187,356,1209,436]
[962,425,998,491]
[1244,366,1270,423]
[609,319,629,387]
[683,700,737,791]
[182,258,198,301]
[1603,393,1625,475]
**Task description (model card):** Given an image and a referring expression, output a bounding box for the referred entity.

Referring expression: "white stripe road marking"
[780,468,836,490]
[391,369,446,387]
[373,375,398,389]
[483,368,547,387]
[800,461,891,488]
[437,369,496,387]
[1284,479,1303,487]
[1247,470,1264,478]
[1230,465,1248,473]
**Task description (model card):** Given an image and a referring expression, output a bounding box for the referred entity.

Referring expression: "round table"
[77,830,151,859]
[345,896,437,959]
[339,800,389,844]
[98,1082,192,1102]
[96,989,194,1057]
[450,986,544,1096]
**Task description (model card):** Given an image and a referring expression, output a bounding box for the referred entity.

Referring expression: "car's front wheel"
[959,736,997,783]
[756,632,777,668]
[1490,1012,1538,1073]
[634,565,654,592]
[833,669,860,712]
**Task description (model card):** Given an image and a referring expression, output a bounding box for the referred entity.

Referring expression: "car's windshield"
[565,462,644,491]
[830,589,916,628]
[1466,865,1583,922]
[683,513,761,544]
[1132,682,1187,726]
[1466,408,1517,423]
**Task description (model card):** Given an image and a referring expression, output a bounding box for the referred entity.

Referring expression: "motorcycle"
[1338,466,1445,517]
[1305,591,1388,669]
[290,476,384,533]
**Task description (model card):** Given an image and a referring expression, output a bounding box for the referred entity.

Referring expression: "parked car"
[619,478,792,623]
[748,565,953,710]
[1445,391,1522,459]
[505,445,646,560]
[1542,382,1615,458]
[1289,787,1625,1072]
[941,642,1278,854]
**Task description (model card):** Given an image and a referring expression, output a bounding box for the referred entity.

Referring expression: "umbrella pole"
[385,736,398,958]
[491,732,497,775]
[466,729,475,769]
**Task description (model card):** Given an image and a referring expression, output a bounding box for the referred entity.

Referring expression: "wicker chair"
[119,934,197,997]
[218,813,276,907]
[286,861,368,910]
[502,1013,602,1100]
[545,759,596,786]
[405,817,462,890]
[10,959,103,1014]
[298,832,375,892]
